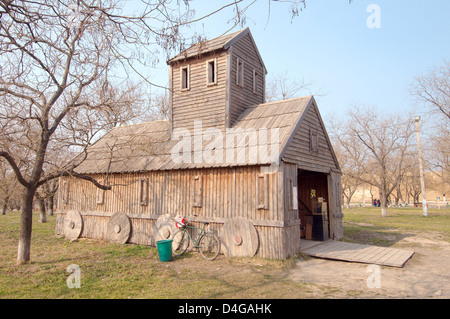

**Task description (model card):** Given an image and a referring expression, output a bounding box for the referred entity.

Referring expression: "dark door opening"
[297,169,329,240]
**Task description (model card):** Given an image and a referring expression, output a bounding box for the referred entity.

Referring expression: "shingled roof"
[167,28,244,64]
[74,96,316,174]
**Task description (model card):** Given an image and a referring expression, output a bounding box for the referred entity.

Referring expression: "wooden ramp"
[300,240,414,268]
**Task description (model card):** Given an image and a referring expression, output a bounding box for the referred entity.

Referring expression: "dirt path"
[288,231,450,298]
[156,228,450,298]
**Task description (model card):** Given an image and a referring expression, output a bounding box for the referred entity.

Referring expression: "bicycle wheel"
[198,232,220,260]
[172,229,189,255]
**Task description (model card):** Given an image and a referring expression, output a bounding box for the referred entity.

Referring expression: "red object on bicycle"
[174,215,186,229]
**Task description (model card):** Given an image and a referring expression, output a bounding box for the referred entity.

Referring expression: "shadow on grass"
[342,223,415,247]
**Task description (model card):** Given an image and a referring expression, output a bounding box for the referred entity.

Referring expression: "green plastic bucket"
[156,239,173,262]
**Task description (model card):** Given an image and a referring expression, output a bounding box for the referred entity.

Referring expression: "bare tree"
[424,126,449,201]
[0,160,21,215]
[329,119,365,208]
[403,163,422,206]
[411,60,450,120]
[341,176,362,209]
[336,106,415,217]
[265,71,313,102]
[148,91,170,121]
[0,0,196,264]
[411,61,449,203]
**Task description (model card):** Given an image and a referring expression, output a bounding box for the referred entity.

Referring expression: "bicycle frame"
[172,217,221,260]
[178,223,207,248]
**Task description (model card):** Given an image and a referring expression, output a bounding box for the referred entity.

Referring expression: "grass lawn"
[0,211,301,299]
[0,206,448,298]
[342,206,450,246]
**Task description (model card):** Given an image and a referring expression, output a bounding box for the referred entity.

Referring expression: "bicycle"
[171,215,221,261]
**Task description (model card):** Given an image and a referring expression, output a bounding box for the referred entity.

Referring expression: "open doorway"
[297,169,329,241]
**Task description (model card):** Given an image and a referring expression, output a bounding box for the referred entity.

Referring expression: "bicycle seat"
[202,222,210,226]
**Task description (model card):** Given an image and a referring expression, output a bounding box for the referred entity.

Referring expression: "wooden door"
[327,171,343,240]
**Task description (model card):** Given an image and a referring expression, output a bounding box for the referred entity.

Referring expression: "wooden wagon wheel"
[64,210,83,241]
[222,217,259,257]
[153,214,178,243]
[106,211,131,244]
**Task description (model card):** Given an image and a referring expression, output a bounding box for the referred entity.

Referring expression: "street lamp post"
[414,116,427,217]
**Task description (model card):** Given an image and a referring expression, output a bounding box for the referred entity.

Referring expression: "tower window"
[252,69,258,94]
[236,57,244,87]
[207,59,217,85]
[180,65,190,91]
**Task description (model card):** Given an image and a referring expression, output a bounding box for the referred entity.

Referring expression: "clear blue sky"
[150,0,450,122]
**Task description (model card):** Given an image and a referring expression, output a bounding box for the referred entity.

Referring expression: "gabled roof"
[74,96,330,174]
[167,28,245,64]
[167,27,266,72]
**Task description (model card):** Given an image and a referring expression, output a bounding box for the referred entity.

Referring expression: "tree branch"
[0,151,29,188]
[37,169,111,190]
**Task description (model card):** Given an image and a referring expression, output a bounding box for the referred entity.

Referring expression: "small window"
[192,175,202,207]
[236,57,244,87]
[256,174,268,210]
[207,59,217,85]
[180,65,190,91]
[139,178,149,206]
[252,69,258,94]
[309,129,319,153]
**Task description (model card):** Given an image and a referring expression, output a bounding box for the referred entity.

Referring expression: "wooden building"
[56,28,343,259]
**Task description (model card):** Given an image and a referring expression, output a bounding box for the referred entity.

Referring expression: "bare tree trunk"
[369,185,374,205]
[380,189,388,217]
[17,188,35,264]
[38,197,46,223]
[347,188,357,209]
[1,196,8,215]
[344,192,353,209]
[48,196,54,216]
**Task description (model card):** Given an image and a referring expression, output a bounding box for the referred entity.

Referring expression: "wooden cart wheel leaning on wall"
[106,211,131,244]
[63,210,84,241]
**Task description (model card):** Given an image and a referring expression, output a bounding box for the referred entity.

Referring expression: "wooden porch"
[300,240,414,268]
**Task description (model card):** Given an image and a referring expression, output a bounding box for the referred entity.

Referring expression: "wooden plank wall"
[56,164,303,259]
[171,51,228,132]
[229,33,265,126]
[282,102,338,173]
[283,163,299,224]
[282,163,302,257]
[327,171,344,240]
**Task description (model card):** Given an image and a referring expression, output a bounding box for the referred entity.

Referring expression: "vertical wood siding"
[283,102,338,172]
[229,33,265,126]
[283,163,299,224]
[56,165,303,259]
[171,51,228,132]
